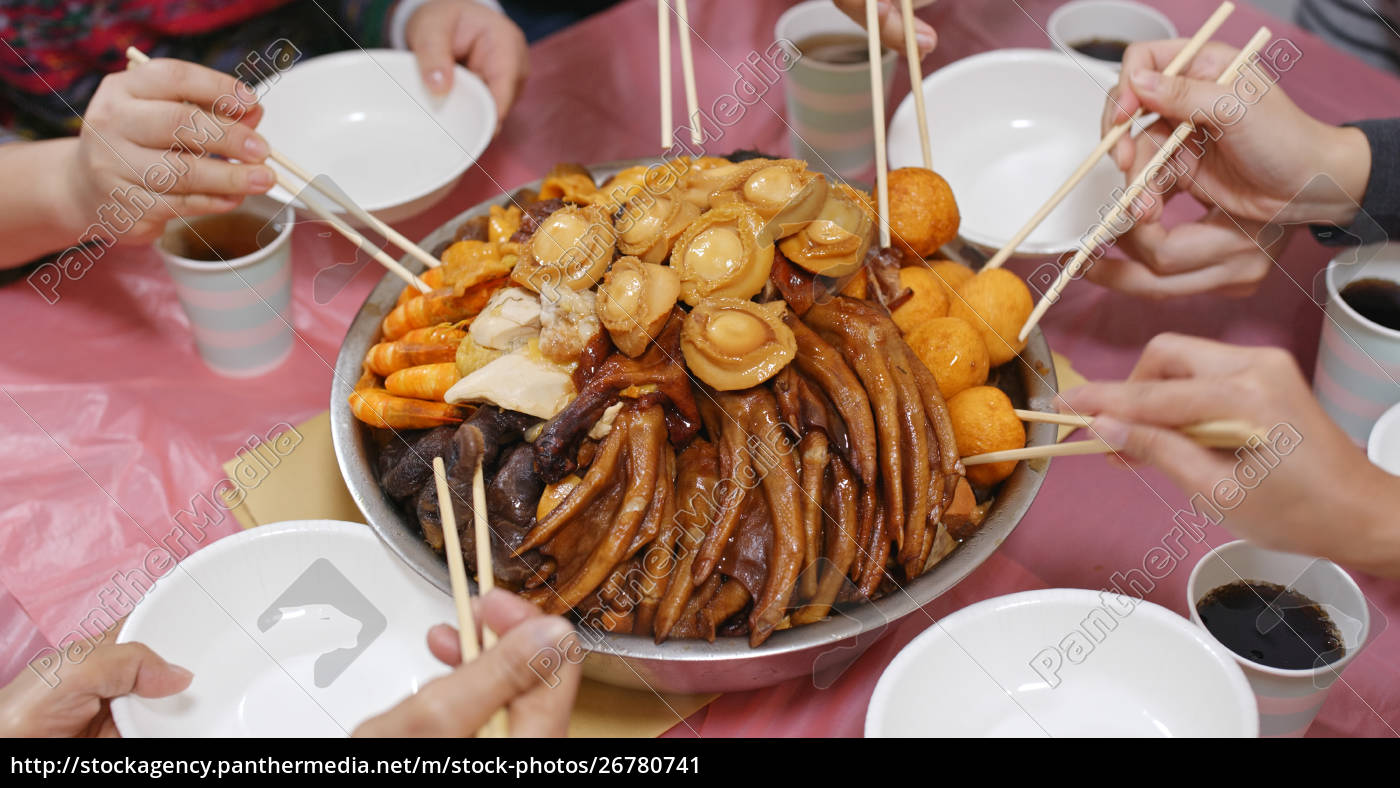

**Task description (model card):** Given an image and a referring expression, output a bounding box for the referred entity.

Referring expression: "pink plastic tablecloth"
[1,0,1397,737]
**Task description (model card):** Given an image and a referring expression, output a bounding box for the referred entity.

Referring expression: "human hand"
[405,0,529,123]
[833,0,937,56]
[1088,40,1372,298]
[354,590,581,737]
[0,639,192,738]
[1060,333,1400,576]
[64,59,274,246]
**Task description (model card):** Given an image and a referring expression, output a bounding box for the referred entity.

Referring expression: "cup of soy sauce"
[1046,0,1177,71]
[1314,244,1400,443]
[1187,541,1371,738]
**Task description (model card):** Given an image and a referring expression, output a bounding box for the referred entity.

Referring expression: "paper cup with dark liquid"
[157,199,295,377]
[775,0,896,179]
[1314,243,1400,443]
[1187,541,1371,738]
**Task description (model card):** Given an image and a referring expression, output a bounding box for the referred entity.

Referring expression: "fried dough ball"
[927,260,974,300]
[891,266,949,333]
[947,385,1024,487]
[947,268,1033,366]
[905,317,989,399]
[887,167,960,259]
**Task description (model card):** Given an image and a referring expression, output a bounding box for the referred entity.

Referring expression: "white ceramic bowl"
[1047,0,1178,71]
[1370,402,1400,475]
[888,49,1121,258]
[111,520,455,737]
[865,589,1258,737]
[256,49,496,224]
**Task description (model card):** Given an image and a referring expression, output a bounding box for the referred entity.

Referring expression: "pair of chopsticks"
[658,0,701,148]
[126,47,434,294]
[960,409,1267,465]
[1003,9,1274,341]
[432,458,510,738]
[866,0,934,249]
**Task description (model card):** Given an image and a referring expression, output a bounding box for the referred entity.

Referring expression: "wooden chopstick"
[471,461,510,738]
[899,0,932,170]
[433,458,481,663]
[981,1,1236,270]
[866,0,891,249]
[1017,26,1272,341]
[972,412,1269,464]
[659,0,673,149]
[675,0,702,146]
[125,47,435,292]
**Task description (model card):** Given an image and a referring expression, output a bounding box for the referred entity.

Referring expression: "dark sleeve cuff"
[1312,119,1400,246]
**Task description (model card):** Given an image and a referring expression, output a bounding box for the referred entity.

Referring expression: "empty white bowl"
[865,589,1258,737]
[1369,401,1400,475]
[256,49,496,223]
[888,49,1121,258]
[1047,0,1178,71]
[112,520,455,737]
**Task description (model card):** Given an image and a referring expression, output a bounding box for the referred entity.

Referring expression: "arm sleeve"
[331,0,402,47]
[1312,118,1400,246]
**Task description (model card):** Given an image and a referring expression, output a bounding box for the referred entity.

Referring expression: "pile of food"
[348,155,1035,646]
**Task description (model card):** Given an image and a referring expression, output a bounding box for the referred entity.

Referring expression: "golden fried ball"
[905,317,989,399]
[947,268,1033,366]
[927,260,974,299]
[891,267,949,333]
[887,167,960,259]
[947,385,1025,487]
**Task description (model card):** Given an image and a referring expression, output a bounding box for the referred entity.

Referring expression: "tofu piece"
[444,352,574,419]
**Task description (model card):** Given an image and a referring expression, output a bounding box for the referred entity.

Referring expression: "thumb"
[82,642,193,700]
[1091,415,1229,493]
[410,22,456,95]
[1128,69,1226,126]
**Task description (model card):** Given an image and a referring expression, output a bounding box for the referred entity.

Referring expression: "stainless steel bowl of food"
[330,158,1057,694]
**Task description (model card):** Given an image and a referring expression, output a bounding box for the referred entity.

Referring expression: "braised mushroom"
[671,203,775,305]
[512,203,617,292]
[616,194,700,264]
[777,183,875,278]
[680,298,796,390]
[597,256,681,357]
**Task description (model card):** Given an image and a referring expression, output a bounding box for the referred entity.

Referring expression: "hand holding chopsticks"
[1017,25,1272,341]
[125,47,434,294]
[963,410,1267,465]
[432,457,509,737]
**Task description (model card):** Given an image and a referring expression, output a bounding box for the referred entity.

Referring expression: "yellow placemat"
[220,411,716,737]
[1052,350,1089,443]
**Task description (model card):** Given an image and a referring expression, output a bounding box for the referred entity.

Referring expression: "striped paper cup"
[158,203,295,378]
[776,0,896,179]
[1314,243,1400,443]
[1188,541,1371,738]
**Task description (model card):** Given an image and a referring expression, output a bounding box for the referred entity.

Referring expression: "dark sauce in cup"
[1340,277,1400,331]
[795,33,873,65]
[1070,37,1130,63]
[1196,581,1344,670]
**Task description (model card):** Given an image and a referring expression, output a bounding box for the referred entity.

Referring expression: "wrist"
[1310,125,1371,227]
[1330,465,1400,578]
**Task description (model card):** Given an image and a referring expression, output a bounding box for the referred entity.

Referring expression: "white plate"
[1369,401,1400,475]
[112,520,454,737]
[865,589,1258,737]
[257,49,495,223]
[888,49,1122,258]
